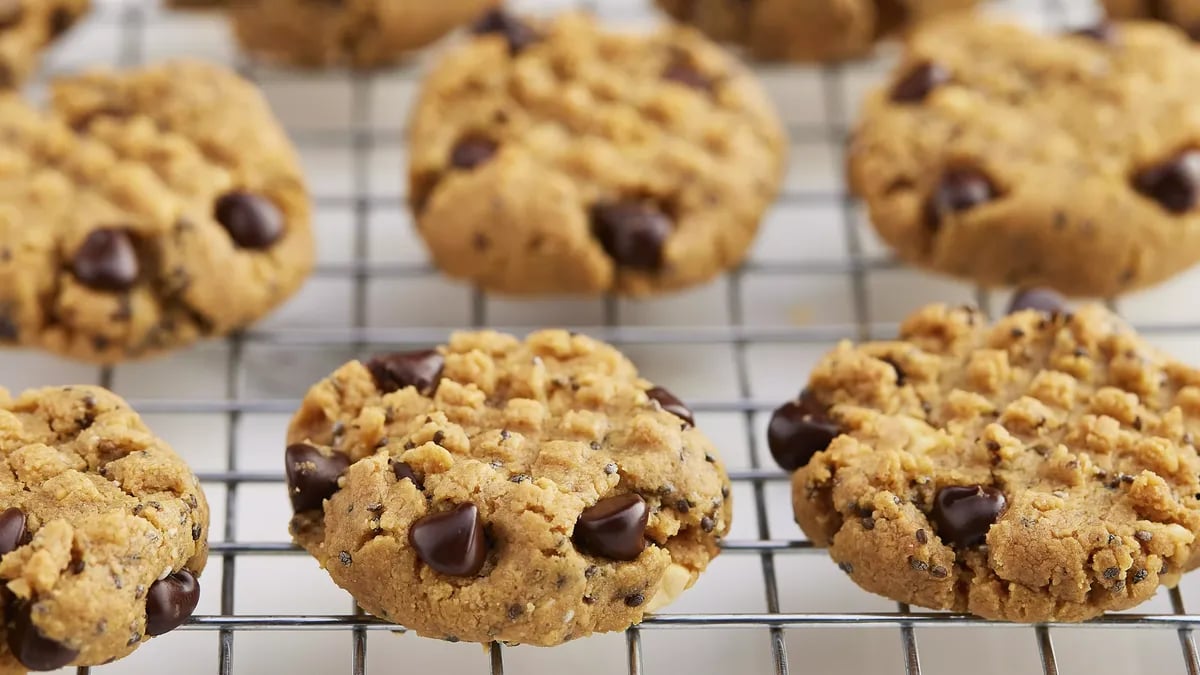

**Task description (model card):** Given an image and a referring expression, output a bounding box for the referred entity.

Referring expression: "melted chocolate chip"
[1007,287,1067,315]
[767,391,840,471]
[145,569,200,636]
[662,62,712,91]
[214,192,285,249]
[590,201,672,271]
[1134,150,1200,214]
[391,460,422,488]
[573,494,648,561]
[890,62,950,103]
[1071,22,1117,43]
[472,8,539,54]
[5,600,79,671]
[0,508,25,556]
[450,136,498,170]
[72,229,139,291]
[410,503,487,576]
[284,444,350,513]
[927,168,997,228]
[646,386,694,427]
[366,350,445,395]
[930,485,1006,549]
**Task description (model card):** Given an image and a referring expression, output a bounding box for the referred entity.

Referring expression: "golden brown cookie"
[0,385,209,672]
[771,296,1200,622]
[655,0,979,62]
[407,10,786,296]
[1104,0,1200,36]
[849,18,1200,297]
[0,60,312,364]
[285,330,732,646]
[0,0,88,87]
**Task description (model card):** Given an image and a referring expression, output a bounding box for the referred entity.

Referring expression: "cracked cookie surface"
[407,11,785,296]
[0,385,208,673]
[849,18,1200,297]
[230,0,497,68]
[655,0,978,62]
[780,302,1200,622]
[0,0,88,87]
[0,60,312,364]
[286,330,732,645]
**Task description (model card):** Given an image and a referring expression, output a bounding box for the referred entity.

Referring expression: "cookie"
[0,60,312,364]
[0,0,88,87]
[654,0,978,62]
[849,18,1200,298]
[772,297,1200,622]
[407,10,786,296]
[285,330,732,646]
[1103,0,1200,36]
[0,385,209,672]
[229,0,497,68]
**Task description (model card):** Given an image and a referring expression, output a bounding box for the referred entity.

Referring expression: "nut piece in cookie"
[0,60,312,364]
[407,11,786,296]
[783,301,1200,622]
[849,18,1200,297]
[0,385,209,671]
[285,330,733,645]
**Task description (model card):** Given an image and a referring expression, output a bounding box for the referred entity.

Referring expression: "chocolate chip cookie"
[286,330,732,645]
[0,0,88,87]
[1103,0,1200,36]
[849,19,1200,298]
[408,10,786,296]
[0,60,312,364]
[230,0,498,68]
[655,0,979,62]
[772,297,1200,621]
[0,385,209,672]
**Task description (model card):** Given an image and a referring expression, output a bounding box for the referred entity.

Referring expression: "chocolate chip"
[450,135,498,170]
[472,8,539,54]
[1134,150,1200,214]
[0,508,26,556]
[908,556,929,572]
[915,529,927,544]
[1071,22,1117,43]
[1133,568,1149,583]
[930,565,949,578]
[5,600,78,671]
[366,350,445,395]
[214,192,285,249]
[1103,566,1120,579]
[0,0,22,29]
[410,503,487,576]
[890,62,950,103]
[646,386,694,427]
[145,569,200,636]
[590,201,672,271]
[929,485,1006,549]
[573,494,648,561]
[767,391,840,471]
[72,229,139,291]
[284,444,350,513]
[391,460,422,488]
[624,593,645,607]
[927,168,997,228]
[1007,287,1067,315]
[700,516,715,532]
[662,62,711,91]
[339,551,352,566]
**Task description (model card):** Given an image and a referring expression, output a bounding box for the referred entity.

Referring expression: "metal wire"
[53,0,1200,673]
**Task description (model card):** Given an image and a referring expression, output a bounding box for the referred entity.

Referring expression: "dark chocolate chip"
[214,192,285,249]
[929,565,949,578]
[915,528,927,544]
[590,201,672,271]
[472,8,539,54]
[72,229,139,291]
[573,494,648,561]
[908,556,929,572]
[890,62,950,103]
[1007,287,1067,315]
[145,569,200,636]
[6,600,78,671]
[1103,566,1120,579]
[366,350,445,395]
[450,135,498,170]
[284,443,350,513]
[624,593,644,607]
[410,503,487,576]
[1134,150,1200,214]
[930,485,1006,549]
[391,460,422,488]
[701,516,715,532]
[646,386,694,427]
[662,62,712,91]
[1071,22,1117,43]
[1132,568,1149,584]
[339,551,352,566]
[927,168,997,228]
[767,390,840,471]
[0,508,26,556]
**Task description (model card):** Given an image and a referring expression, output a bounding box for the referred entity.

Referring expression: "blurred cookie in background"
[1103,0,1200,36]
[0,0,89,86]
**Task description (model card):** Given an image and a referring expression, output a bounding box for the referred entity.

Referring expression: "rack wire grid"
[14,0,1200,673]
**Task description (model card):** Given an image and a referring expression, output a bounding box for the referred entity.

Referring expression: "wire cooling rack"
[14,0,1200,673]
